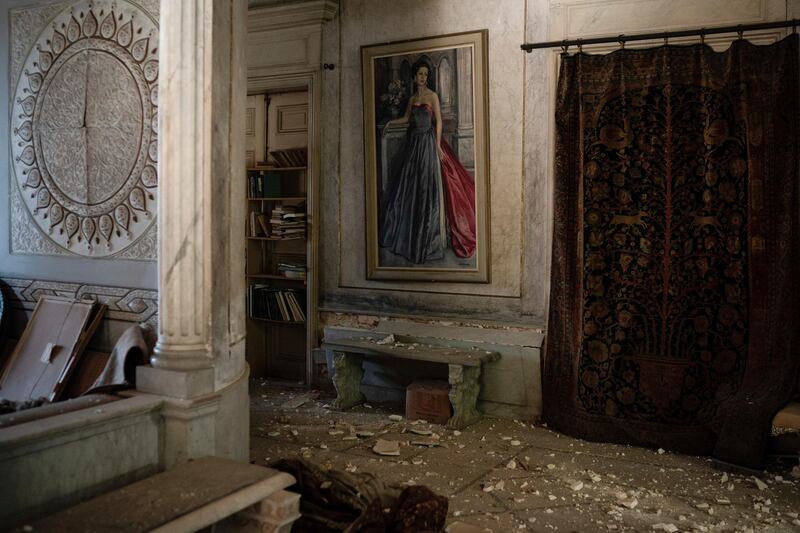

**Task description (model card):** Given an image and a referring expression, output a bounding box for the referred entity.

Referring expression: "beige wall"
[320,0,532,325]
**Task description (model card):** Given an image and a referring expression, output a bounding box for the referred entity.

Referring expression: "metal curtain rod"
[521,19,799,52]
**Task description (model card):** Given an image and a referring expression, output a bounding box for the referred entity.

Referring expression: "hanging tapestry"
[545,35,800,469]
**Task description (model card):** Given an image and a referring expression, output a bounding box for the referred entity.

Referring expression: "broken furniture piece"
[0,297,105,403]
[270,457,448,532]
[321,336,500,429]
[19,456,300,533]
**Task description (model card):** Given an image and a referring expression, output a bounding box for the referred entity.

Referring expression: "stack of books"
[248,285,306,322]
[277,260,306,280]
[270,204,306,240]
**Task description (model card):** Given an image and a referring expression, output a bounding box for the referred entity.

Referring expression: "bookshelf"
[246,162,310,381]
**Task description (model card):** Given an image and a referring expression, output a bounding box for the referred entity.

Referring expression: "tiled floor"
[250,381,800,532]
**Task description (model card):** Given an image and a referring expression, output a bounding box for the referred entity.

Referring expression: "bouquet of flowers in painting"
[380,79,407,118]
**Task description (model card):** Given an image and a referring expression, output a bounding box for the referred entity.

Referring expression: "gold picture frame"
[362,30,490,282]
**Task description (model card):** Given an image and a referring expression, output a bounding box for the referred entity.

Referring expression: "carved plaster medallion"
[10,1,159,257]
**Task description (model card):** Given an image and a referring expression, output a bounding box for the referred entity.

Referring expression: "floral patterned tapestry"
[544,35,799,468]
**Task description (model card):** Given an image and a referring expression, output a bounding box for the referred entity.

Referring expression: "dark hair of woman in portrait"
[379,58,477,264]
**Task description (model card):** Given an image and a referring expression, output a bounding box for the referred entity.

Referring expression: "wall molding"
[247,0,337,33]
[0,277,157,323]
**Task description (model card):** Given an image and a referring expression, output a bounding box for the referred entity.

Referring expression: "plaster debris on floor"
[250,381,800,532]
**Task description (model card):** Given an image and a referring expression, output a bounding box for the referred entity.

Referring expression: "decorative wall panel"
[1,277,157,324]
[9,0,159,258]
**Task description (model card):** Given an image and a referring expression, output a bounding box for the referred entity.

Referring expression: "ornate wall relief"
[10,0,159,258]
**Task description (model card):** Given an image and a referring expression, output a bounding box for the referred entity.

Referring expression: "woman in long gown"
[380,60,476,265]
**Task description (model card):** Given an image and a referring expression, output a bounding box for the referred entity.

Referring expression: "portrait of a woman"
[362,30,489,282]
[379,60,476,266]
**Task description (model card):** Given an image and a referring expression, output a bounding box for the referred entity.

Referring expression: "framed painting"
[362,30,490,282]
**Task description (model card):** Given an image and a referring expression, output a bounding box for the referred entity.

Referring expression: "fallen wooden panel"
[0,297,105,402]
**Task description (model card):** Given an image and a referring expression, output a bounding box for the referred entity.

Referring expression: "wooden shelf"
[247,273,306,283]
[249,316,305,326]
[248,197,306,201]
[248,236,306,241]
[247,166,307,171]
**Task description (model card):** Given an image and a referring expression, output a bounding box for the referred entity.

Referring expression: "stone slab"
[24,456,294,533]
[323,338,500,367]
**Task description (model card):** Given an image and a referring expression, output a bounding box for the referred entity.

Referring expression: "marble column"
[137,0,248,465]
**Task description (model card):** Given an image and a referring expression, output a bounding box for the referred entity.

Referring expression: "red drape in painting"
[544,36,800,469]
[439,138,476,258]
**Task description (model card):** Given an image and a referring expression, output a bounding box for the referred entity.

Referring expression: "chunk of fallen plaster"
[388,414,403,421]
[752,477,768,491]
[375,334,395,345]
[373,439,400,456]
[652,524,678,532]
[620,497,638,509]
[411,440,443,448]
[410,428,432,436]
[570,481,584,491]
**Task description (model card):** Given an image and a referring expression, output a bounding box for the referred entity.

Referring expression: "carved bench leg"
[331,351,365,410]
[447,364,482,429]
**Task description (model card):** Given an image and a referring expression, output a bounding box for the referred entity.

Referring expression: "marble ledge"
[0,395,164,455]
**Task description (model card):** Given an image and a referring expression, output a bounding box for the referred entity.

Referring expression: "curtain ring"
[618,35,626,49]
[577,38,583,53]
[792,22,797,34]
[561,40,569,55]
[737,25,744,40]
[700,29,706,44]
[664,32,669,45]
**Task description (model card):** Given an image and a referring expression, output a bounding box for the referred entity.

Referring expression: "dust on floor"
[250,381,800,532]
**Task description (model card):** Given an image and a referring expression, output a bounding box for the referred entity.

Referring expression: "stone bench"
[16,456,300,533]
[322,336,500,429]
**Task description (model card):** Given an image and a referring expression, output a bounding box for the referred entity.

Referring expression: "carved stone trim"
[0,277,157,324]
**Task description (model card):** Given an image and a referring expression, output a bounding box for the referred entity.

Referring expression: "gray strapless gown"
[380,105,446,264]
